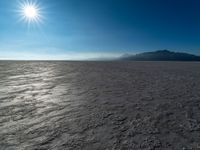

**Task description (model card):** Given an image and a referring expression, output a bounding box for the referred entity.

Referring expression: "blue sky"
[0,0,200,60]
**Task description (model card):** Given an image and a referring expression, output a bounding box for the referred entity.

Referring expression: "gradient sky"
[0,0,200,60]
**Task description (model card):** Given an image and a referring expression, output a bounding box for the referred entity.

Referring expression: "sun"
[18,0,43,25]
[24,5,38,19]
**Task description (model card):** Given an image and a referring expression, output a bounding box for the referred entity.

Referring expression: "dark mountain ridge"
[121,50,200,61]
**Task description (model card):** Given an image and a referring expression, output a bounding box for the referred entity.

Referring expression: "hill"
[121,50,200,61]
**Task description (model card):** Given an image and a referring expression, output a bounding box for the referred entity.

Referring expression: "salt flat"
[0,61,200,150]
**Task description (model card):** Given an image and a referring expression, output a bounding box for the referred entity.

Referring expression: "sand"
[0,61,200,150]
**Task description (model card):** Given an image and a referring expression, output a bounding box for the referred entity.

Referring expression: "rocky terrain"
[0,61,200,150]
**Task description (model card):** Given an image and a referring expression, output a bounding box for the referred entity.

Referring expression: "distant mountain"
[121,50,200,61]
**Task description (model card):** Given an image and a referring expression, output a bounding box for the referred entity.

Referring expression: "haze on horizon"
[0,0,200,60]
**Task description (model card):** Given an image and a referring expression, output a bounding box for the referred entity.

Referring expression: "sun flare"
[18,0,43,25]
[24,5,38,19]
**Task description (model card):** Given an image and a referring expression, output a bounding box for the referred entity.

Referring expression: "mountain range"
[121,50,200,61]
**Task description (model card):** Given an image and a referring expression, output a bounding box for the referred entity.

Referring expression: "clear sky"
[0,0,200,60]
